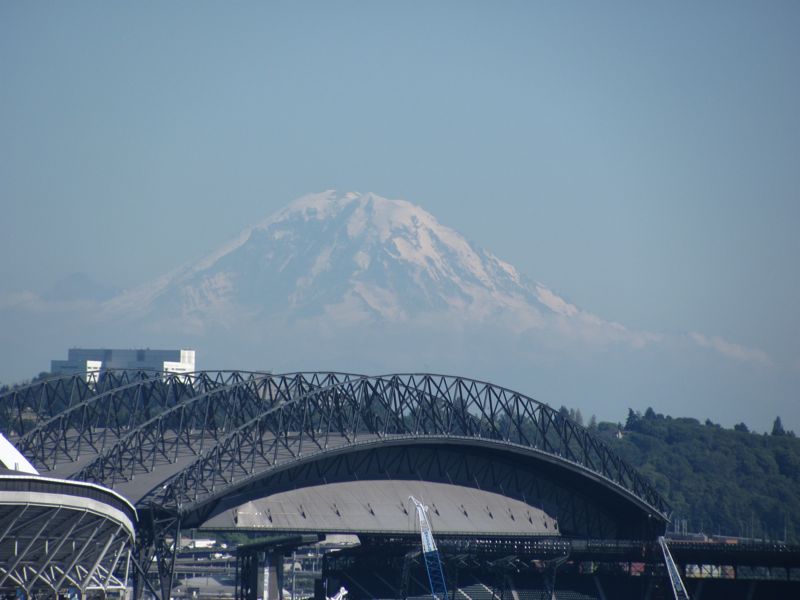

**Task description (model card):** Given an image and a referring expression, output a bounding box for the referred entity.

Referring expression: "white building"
[51,348,196,380]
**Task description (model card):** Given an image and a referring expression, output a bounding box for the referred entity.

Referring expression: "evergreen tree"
[625,408,640,430]
[772,416,786,436]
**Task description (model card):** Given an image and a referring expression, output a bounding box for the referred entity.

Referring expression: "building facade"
[51,348,196,379]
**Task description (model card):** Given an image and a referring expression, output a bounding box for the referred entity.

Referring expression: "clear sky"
[2,3,799,425]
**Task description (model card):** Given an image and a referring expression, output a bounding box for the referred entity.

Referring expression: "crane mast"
[658,536,691,600]
[409,496,448,600]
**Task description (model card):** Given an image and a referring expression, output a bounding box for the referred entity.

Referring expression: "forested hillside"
[591,409,800,542]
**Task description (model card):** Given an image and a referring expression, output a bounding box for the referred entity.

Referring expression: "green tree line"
[589,408,800,542]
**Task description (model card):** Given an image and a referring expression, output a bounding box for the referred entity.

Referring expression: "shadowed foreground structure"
[0,469,136,597]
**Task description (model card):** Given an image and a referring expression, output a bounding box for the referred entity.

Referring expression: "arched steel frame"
[71,372,363,488]
[1,370,158,437]
[161,376,666,511]
[6,371,262,473]
[2,370,671,600]
[0,370,290,438]
[3,371,669,523]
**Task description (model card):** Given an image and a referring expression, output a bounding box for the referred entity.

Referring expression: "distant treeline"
[582,408,800,543]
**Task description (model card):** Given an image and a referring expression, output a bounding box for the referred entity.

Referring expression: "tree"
[625,408,640,430]
[588,414,598,430]
[594,411,800,543]
[734,422,749,433]
[772,416,786,436]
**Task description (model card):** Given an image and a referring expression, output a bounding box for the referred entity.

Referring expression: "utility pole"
[291,551,296,600]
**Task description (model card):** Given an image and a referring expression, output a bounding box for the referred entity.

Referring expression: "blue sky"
[2,2,799,427]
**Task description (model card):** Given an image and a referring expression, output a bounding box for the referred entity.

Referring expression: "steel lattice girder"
[10,371,670,531]
[71,372,363,490]
[126,374,668,523]
[0,370,268,440]
[1,370,150,437]
[6,371,265,474]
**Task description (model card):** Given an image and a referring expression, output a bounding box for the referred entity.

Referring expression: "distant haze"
[2,191,797,433]
[1,4,798,431]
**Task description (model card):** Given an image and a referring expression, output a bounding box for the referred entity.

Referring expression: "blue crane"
[409,496,448,600]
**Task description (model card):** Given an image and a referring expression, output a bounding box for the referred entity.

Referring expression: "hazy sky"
[2,3,799,423]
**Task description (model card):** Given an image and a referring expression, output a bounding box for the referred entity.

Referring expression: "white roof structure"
[0,432,38,474]
[206,479,559,536]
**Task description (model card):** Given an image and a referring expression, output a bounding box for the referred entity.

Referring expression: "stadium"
[1,370,798,600]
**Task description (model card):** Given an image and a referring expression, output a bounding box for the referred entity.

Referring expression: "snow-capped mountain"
[2,190,785,431]
[104,191,648,345]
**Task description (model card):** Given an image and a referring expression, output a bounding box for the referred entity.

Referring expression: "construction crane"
[658,536,691,600]
[326,586,348,600]
[409,496,448,600]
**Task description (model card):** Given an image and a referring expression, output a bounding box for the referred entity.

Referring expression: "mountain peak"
[101,191,657,355]
[106,191,543,326]
[265,190,437,240]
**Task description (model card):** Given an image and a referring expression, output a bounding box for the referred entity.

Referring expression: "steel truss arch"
[0,370,161,437]
[133,374,669,527]
[11,370,673,600]
[9,370,668,526]
[72,371,365,490]
[8,370,266,474]
[0,370,278,438]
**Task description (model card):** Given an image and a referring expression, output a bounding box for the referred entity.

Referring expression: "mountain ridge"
[103,190,627,339]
